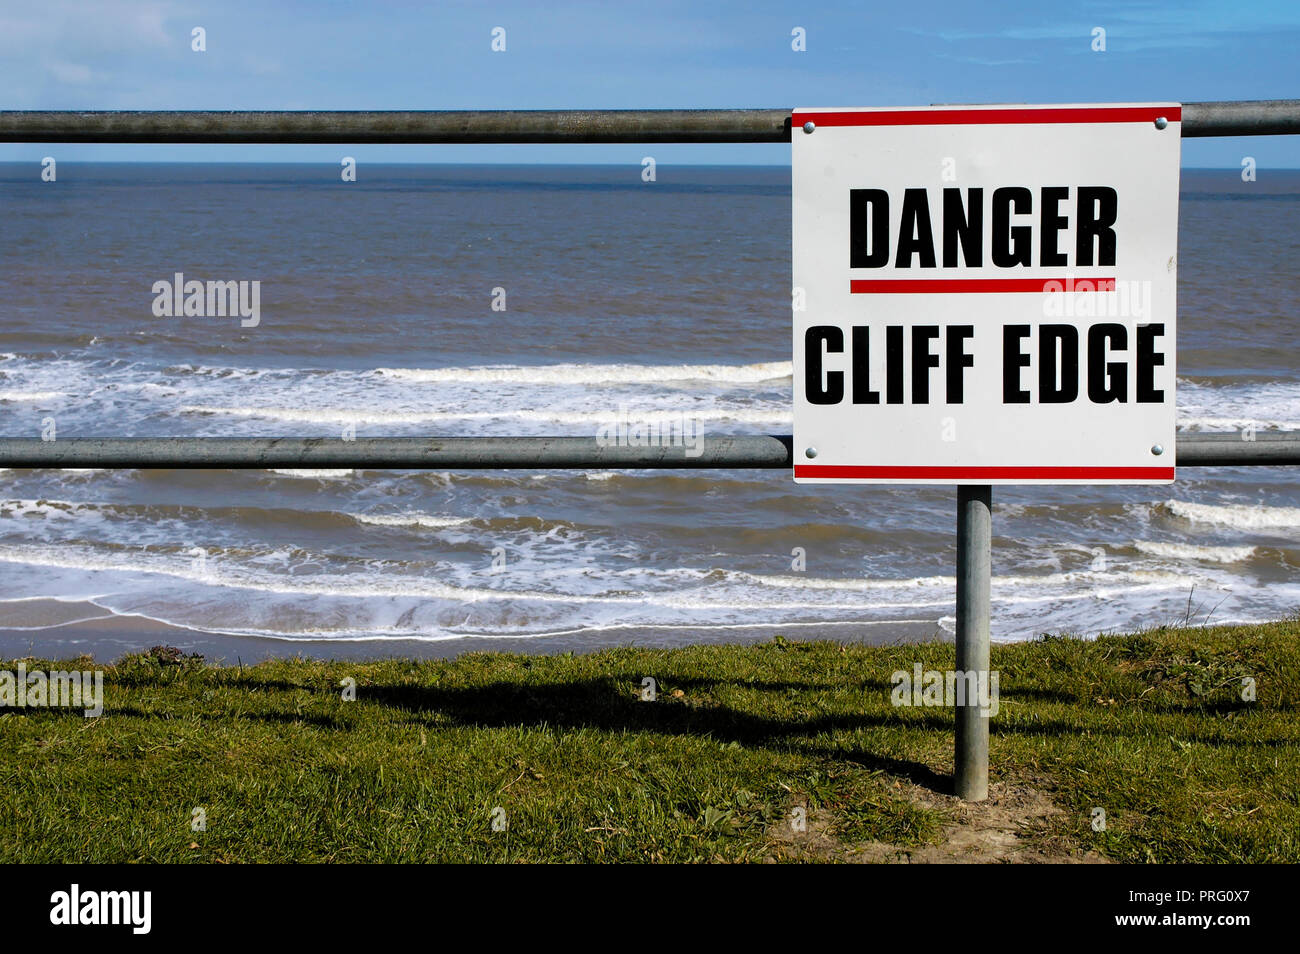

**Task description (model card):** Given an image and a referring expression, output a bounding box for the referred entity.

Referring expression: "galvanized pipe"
[0,433,1291,469]
[1172,432,1300,466]
[1181,99,1300,138]
[1,100,1296,144]
[954,485,993,802]
[0,435,794,469]
[0,109,794,144]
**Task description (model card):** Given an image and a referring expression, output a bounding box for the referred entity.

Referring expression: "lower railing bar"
[0,433,1293,469]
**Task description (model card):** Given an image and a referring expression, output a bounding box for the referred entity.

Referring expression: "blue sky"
[0,0,1296,166]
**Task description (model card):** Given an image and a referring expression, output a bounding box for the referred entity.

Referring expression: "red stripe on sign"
[794,465,1175,480]
[850,278,1117,294]
[792,106,1180,127]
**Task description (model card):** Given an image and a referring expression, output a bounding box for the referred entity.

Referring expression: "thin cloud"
[934,53,1040,66]
[903,0,1300,52]
[46,61,100,85]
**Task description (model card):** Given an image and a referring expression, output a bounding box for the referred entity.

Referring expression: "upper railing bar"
[0,109,795,144]
[0,433,1293,469]
[0,100,1297,144]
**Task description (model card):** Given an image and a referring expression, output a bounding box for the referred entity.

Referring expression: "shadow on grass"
[74,668,1282,799]
[362,676,957,793]
[358,675,1284,783]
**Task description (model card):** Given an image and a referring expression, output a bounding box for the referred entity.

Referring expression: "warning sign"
[792,103,1181,484]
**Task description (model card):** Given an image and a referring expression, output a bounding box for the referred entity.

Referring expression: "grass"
[0,619,1296,863]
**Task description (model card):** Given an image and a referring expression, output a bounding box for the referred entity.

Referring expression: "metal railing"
[2,100,1297,802]
[1,100,1297,474]
[2,100,1299,142]
[0,433,1296,469]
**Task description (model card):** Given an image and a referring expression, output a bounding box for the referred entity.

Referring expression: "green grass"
[1,619,1296,863]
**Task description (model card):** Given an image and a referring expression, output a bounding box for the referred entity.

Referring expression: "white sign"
[792,103,1181,484]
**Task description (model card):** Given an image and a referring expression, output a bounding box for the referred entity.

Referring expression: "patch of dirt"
[769,779,1110,864]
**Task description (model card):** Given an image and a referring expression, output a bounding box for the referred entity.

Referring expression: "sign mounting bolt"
[805,446,818,459]
[1151,444,1164,456]
[802,121,816,134]
[1154,116,1168,130]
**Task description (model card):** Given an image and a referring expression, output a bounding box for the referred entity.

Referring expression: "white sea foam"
[1134,541,1257,563]
[728,567,1196,592]
[8,352,1295,447]
[0,498,92,518]
[1177,379,1300,432]
[0,536,1285,643]
[0,543,1204,608]
[352,512,471,529]
[1161,499,1300,530]
[182,404,791,426]
[0,390,66,401]
[0,545,641,604]
[265,468,354,479]
[1179,416,1300,432]
[374,361,793,386]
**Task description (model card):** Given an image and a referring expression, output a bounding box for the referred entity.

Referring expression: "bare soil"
[769,779,1112,864]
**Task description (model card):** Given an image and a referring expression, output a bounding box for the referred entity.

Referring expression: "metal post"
[955,484,992,801]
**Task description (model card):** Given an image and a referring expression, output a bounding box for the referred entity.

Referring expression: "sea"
[0,163,1296,661]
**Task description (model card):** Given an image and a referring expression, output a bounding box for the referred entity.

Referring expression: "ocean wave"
[0,537,1276,642]
[728,566,1196,592]
[352,512,471,529]
[0,390,66,401]
[1177,380,1300,432]
[0,545,636,604]
[374,361,793,386]
[1133,540,1257,563]
[1160,499,1300,530]
[265,468,355,479]
[179,404,792,426]
[0,498,90,519]
[1178,417,1300,432]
